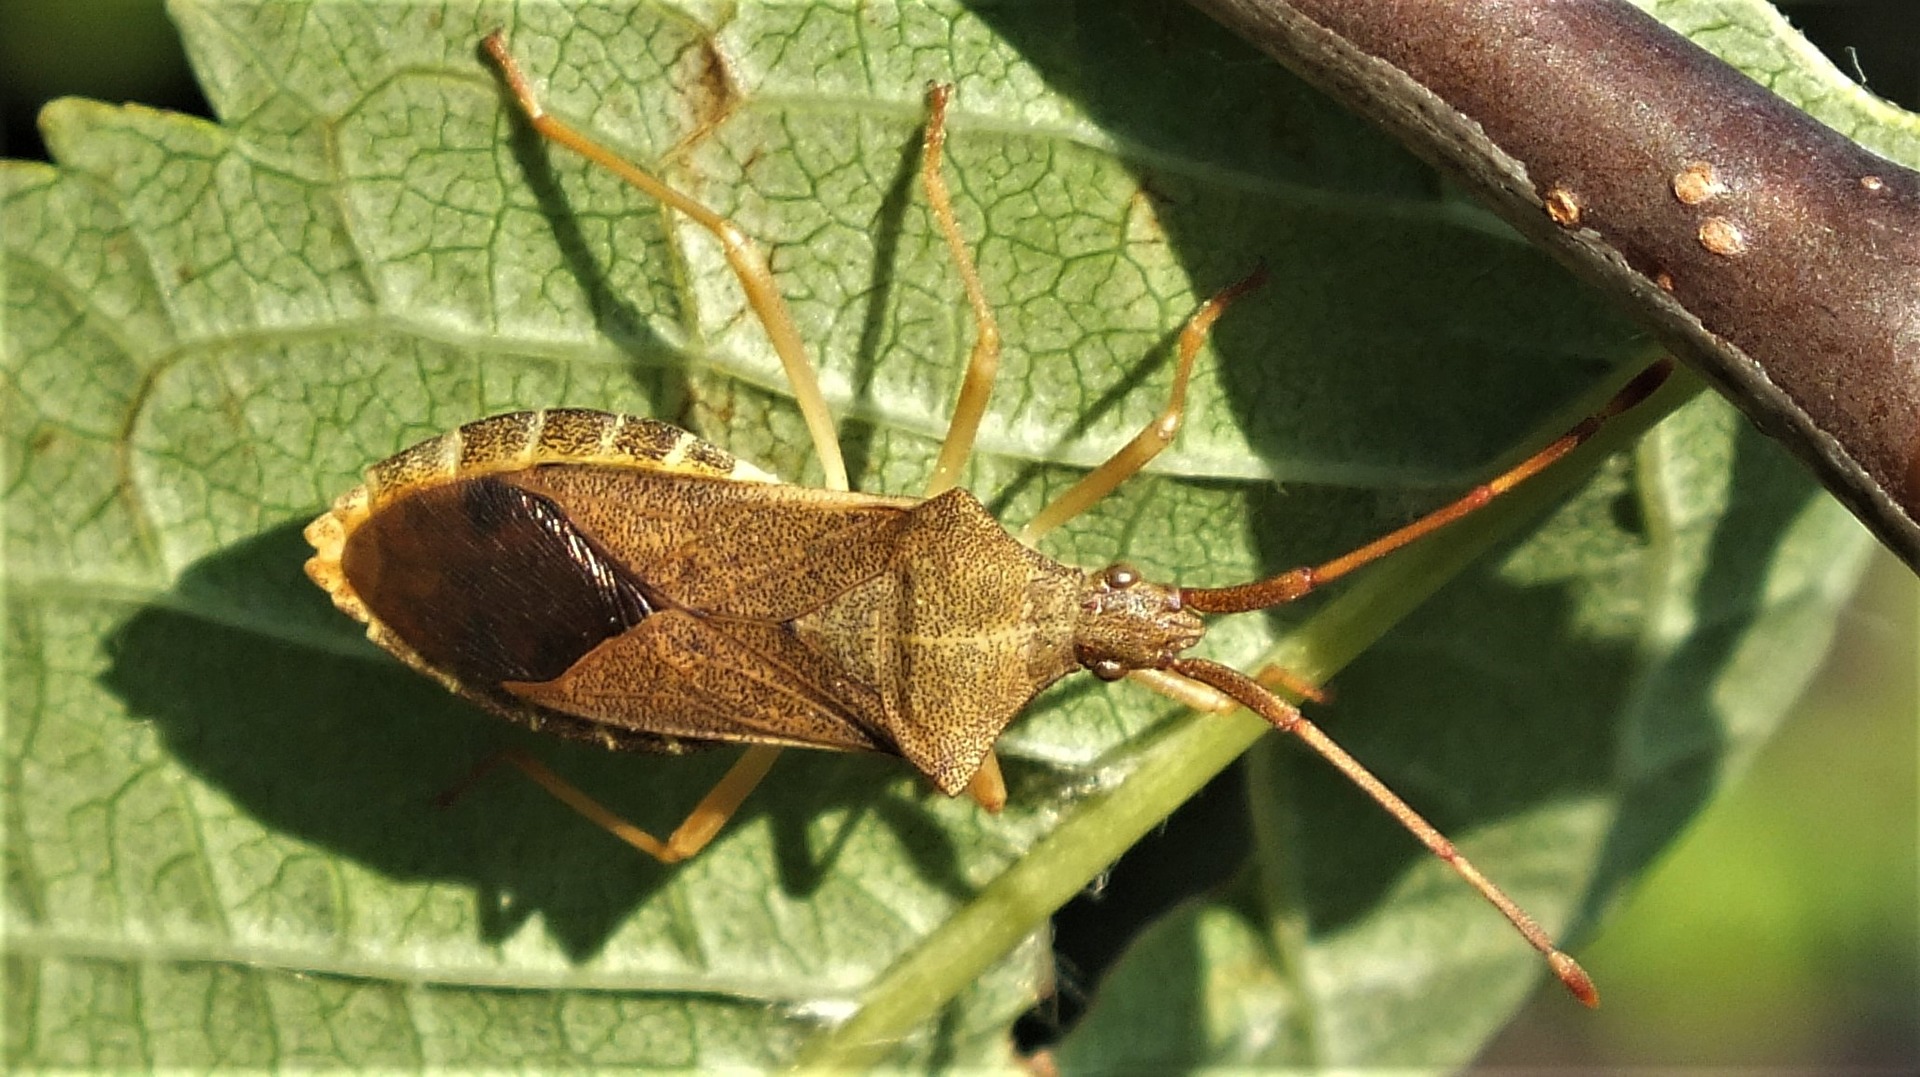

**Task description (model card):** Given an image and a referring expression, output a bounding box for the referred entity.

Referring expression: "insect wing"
[504,608,897,755]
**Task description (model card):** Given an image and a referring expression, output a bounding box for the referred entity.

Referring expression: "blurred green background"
[1481,545,1917,1068]
[5,1,1915,1069]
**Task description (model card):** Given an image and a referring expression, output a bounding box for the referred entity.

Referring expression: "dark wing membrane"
[503,610,896,755]
[340,476,653,686]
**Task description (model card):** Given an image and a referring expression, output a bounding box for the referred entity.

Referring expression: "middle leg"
[438,745,783,864]
[920,83,1005,498]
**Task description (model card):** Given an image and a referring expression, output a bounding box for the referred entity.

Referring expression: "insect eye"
[1090,658,1128,681]
[1103,562,1139,590]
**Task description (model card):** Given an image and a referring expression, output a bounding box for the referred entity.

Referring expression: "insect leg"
[1017,269,1267,542]
[1164,658,1599,1008]
[965,750,1007,812]
[439,745,781,864]
[481,32,849,492]
[1128,663,1328,711]
[921,83,1004,498]
[1127,667,1236,712]
[1181,359,1674,614]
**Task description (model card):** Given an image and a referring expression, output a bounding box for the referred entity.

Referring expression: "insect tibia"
[1072,564,1204,678]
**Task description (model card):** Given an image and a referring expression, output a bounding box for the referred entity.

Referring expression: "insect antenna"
[1152,362,1674,1006]
[1165,657,1600,1008]
[1179,359,1674,616]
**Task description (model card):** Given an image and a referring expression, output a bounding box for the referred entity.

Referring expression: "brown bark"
[1187,0,1920,572]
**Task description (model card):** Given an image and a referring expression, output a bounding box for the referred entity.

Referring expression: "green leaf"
[2,0,1891,1069]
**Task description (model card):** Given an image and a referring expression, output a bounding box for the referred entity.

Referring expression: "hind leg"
[482,32,848,493]
[439,745,784,864]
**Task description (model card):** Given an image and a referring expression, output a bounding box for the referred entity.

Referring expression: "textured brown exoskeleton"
[306,32,1674,1007]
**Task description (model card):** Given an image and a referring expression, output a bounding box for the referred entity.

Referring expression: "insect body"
[304,407,1195,799]
[307,31,1672,1006]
